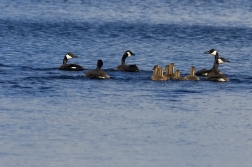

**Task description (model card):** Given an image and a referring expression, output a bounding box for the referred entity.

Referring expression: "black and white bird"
[196,49,229,76]
[206,57,229,82]
[58,52,84,71]
[115,50,140,72]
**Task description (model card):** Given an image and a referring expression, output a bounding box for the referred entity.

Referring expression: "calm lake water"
[1,0,252,167]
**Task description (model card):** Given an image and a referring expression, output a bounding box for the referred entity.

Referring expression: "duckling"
[84,59,110,79]
[206,59,229,82]
[151,67,166,81]
[184,66,200,81]
[168,63,175,79]
[163,65,171,80]
[157,67,166,81]
[196,49,229,76]
[115,50,140,72]
[164,63,175,80]
[152,65,160,70]
[151,65,159,80]
[58,52,84,71]
[174,70,185,80]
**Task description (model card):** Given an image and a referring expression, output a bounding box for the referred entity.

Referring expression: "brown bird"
[184,66,200,81]
[174,70,185,80]
[151,66,166,81]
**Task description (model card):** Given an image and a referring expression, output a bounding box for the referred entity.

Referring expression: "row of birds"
[58,49,230,82]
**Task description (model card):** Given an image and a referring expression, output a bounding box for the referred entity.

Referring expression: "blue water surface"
[1,0,252,167]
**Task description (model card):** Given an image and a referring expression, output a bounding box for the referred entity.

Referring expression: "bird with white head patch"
[58,52,84,71]
[115,50,140,72]
[206,57,229,82]
[195,49,229,76]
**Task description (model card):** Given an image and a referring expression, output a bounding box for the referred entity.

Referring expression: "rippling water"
[1,0,252,167]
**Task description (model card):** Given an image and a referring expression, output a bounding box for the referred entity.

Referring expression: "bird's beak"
[204,51,210,54]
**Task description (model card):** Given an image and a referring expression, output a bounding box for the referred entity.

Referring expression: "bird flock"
[58,49,229,82]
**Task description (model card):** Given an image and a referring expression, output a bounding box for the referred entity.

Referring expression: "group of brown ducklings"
[151,63,199,81]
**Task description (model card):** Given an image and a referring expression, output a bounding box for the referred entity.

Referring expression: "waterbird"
[84,59,110,79]
[206,58,229,82]
[151,66,166,81]
[174,70,185,80]
[184,66,200,81]
[196,49,229,76]
[115,50,140,72]
[58,52,84,71]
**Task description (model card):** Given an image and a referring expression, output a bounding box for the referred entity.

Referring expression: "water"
[1,0,252,166]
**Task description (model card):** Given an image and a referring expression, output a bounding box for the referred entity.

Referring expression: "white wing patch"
[71,67,76,69]
[66,54,72,60]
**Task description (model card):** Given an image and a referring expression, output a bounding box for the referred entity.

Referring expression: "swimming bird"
[152,65,160,70]
[164,63,175,80]
[195,49,229,76]
[151,65,159,80]
[184,66,200,81]
[84,59,110,79]
[168,63,175,79]
[206,58,229,82]
[115,50,140,72]
[163,65,171,80]
[174,70,185,80]
[58,52,84,71]
[151,66,166,81]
